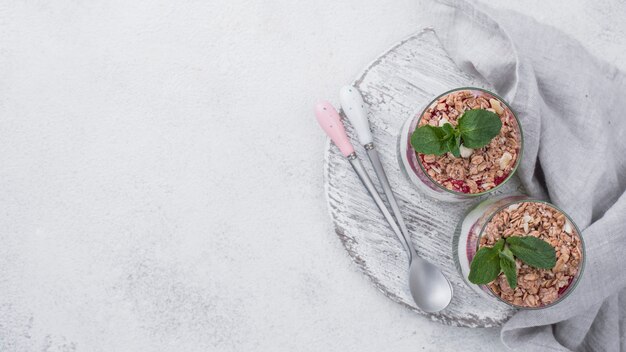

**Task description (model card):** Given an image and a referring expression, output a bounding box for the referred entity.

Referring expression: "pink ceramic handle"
[314,101,355,157]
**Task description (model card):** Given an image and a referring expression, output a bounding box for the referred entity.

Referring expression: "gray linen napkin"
[417,0,626,350]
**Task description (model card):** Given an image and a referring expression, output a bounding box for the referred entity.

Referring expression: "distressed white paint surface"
[0,0,624,351]
[325,29,523,327]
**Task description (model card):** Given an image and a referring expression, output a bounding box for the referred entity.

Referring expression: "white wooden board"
[323,29,525,327]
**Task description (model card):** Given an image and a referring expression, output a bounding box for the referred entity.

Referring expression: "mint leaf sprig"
[468,236,556,289]
[411,109,502,157]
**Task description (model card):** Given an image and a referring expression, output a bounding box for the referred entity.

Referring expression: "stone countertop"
[0,0,624,351]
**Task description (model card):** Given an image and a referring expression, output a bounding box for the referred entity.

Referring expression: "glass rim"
[475,198,586,310]
[412,86,525,197]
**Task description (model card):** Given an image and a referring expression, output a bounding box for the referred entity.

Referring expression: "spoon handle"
[340,86,416,258]
[314,101,411,259]
[348,157,411,258]
[314,101,354,157]
[339,86,373,146]
[365,146,416,256]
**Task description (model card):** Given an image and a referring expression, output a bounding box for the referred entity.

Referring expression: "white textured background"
[0,1,624,351]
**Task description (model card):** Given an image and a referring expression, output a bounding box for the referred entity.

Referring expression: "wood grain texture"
[323,29,525,327]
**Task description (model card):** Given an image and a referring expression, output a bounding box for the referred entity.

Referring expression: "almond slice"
[563,221,572,234]
[489,98,504,115]
[499,152,513,170]
[507,204,520,211]
[459,144,474,158]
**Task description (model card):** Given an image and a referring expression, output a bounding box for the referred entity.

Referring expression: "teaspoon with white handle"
[315,101,452,313]
[339,87,453,312]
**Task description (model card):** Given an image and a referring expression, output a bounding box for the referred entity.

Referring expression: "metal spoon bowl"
[409,256,453,313]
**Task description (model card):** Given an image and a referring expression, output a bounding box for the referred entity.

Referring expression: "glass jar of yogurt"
[454,196,585,309]
[398,87,523,202]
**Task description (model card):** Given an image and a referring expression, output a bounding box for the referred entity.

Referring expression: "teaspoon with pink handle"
[315,101,452,313]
